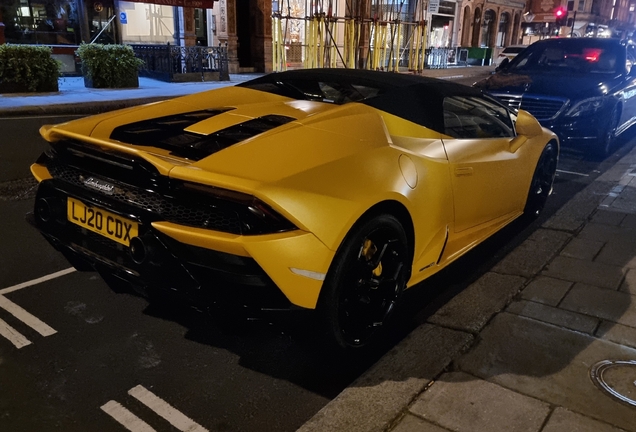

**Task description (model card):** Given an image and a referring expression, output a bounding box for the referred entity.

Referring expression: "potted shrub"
[77,43,144,88]
[0,44,60,93]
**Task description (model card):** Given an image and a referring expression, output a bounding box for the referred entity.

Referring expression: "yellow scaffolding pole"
[318,14,326,68]
[380,24,388,70]
[272,16,285,72]
[370,21,378,70]
[273,4,428,73]
[345,18,355,68]
[393,21,401,72]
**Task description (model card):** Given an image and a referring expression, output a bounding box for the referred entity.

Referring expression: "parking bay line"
[0,269,72,348]
[556,169,589,177]
[0,295,56,337]
[0,268,76,295]
[0,317,31,349]
[101,401,157,432]
[128,385,209,432]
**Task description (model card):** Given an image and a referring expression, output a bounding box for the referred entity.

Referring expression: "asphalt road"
[1,104,635,432]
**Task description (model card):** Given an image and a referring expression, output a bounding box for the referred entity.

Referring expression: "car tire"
[596,104,621,159]
[524,142,558,218]
[317,213,409,351]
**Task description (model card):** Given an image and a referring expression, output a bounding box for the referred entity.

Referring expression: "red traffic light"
[554,6,568,25]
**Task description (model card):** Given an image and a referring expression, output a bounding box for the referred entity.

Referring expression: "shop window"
[2,0,80,44]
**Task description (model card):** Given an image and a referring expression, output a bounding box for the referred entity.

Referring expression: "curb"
[0,96,177,117]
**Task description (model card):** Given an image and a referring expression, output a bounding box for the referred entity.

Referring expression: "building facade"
[2,0,635,74]
[520,0,636,43]
[457,0,526,51]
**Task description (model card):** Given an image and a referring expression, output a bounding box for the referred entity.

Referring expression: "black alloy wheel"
[318,214,409,351]
[524,142,558,218]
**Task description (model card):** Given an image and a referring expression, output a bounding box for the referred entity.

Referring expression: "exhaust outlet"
[35,198,52,222]
[129,237,148,264]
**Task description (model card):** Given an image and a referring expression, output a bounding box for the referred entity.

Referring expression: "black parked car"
[475,38,636,157]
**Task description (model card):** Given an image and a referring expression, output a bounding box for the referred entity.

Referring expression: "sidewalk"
[5,64,635,432]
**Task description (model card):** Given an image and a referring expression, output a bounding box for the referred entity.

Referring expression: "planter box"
[83,72,139,89]
[0,80,59,93]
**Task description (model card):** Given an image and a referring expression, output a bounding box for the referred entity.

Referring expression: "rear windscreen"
[508,41,623,74]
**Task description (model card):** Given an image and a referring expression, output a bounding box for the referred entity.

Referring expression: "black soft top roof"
[239,68,486,132]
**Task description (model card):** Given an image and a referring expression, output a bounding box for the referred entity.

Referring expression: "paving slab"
[560,237,604,261]
[621,213,636,228]
[519,276,573,307]
[407,371,550,432]
[491,229,571,278]
[542,408,629,432]
[541,256,625,290]
[542,181,616,232]
[297,325,473,432]
[590,209,628,226]
[427,272,526,333]
[560,283,636,328]
[457,313,636,432]
[604,177,636,214]
[506,299,599,334]
[620,268,636,295]
[577,221,636,244]
[596,160,636,183]
[390,414,452,432]
[594,235,636,269]
[596,321,636,350]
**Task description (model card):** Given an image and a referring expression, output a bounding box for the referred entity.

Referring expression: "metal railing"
[130,43,229,82]
[425,48,454,69]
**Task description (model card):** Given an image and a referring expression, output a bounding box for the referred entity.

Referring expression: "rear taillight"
[181,182,297,235]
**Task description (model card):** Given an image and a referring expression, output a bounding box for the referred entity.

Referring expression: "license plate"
[67,197,138,246]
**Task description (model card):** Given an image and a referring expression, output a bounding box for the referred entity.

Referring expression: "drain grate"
[590,359,636,407]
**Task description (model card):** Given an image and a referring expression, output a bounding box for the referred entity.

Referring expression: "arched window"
[481,9,496,47]
[462,6,472,46]
[472,7,482,46]
[497,13,510,47]
[512,13,521,45]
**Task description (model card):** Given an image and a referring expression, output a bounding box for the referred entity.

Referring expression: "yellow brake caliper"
[362,239,383,277]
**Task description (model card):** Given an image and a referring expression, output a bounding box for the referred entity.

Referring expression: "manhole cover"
[590,360,636,407]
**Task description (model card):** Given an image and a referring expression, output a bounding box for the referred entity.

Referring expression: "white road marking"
[101,400,157,432]
[0,269,72,347]
[0,295,56,336]
[128,385,209,432]
[0,268,76,295]
[556,169,589,177]
[0,317,31,348]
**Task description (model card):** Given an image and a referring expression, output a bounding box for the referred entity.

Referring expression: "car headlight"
[565,97,605,117]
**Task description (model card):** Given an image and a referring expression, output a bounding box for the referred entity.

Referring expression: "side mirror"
[510,110,542,153]
[495,57,510,72]
[515,109,543,137]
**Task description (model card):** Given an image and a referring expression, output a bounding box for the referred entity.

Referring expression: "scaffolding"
[272,0,428,73]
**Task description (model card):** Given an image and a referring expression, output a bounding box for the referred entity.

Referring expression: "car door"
[441,95,528,233]
[617,45,636,133]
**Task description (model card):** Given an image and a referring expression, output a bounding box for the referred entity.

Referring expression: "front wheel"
[317,214,410,351]
[524,142,558,218]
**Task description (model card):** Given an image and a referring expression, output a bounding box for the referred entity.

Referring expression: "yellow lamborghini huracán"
[28,69,558,350]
